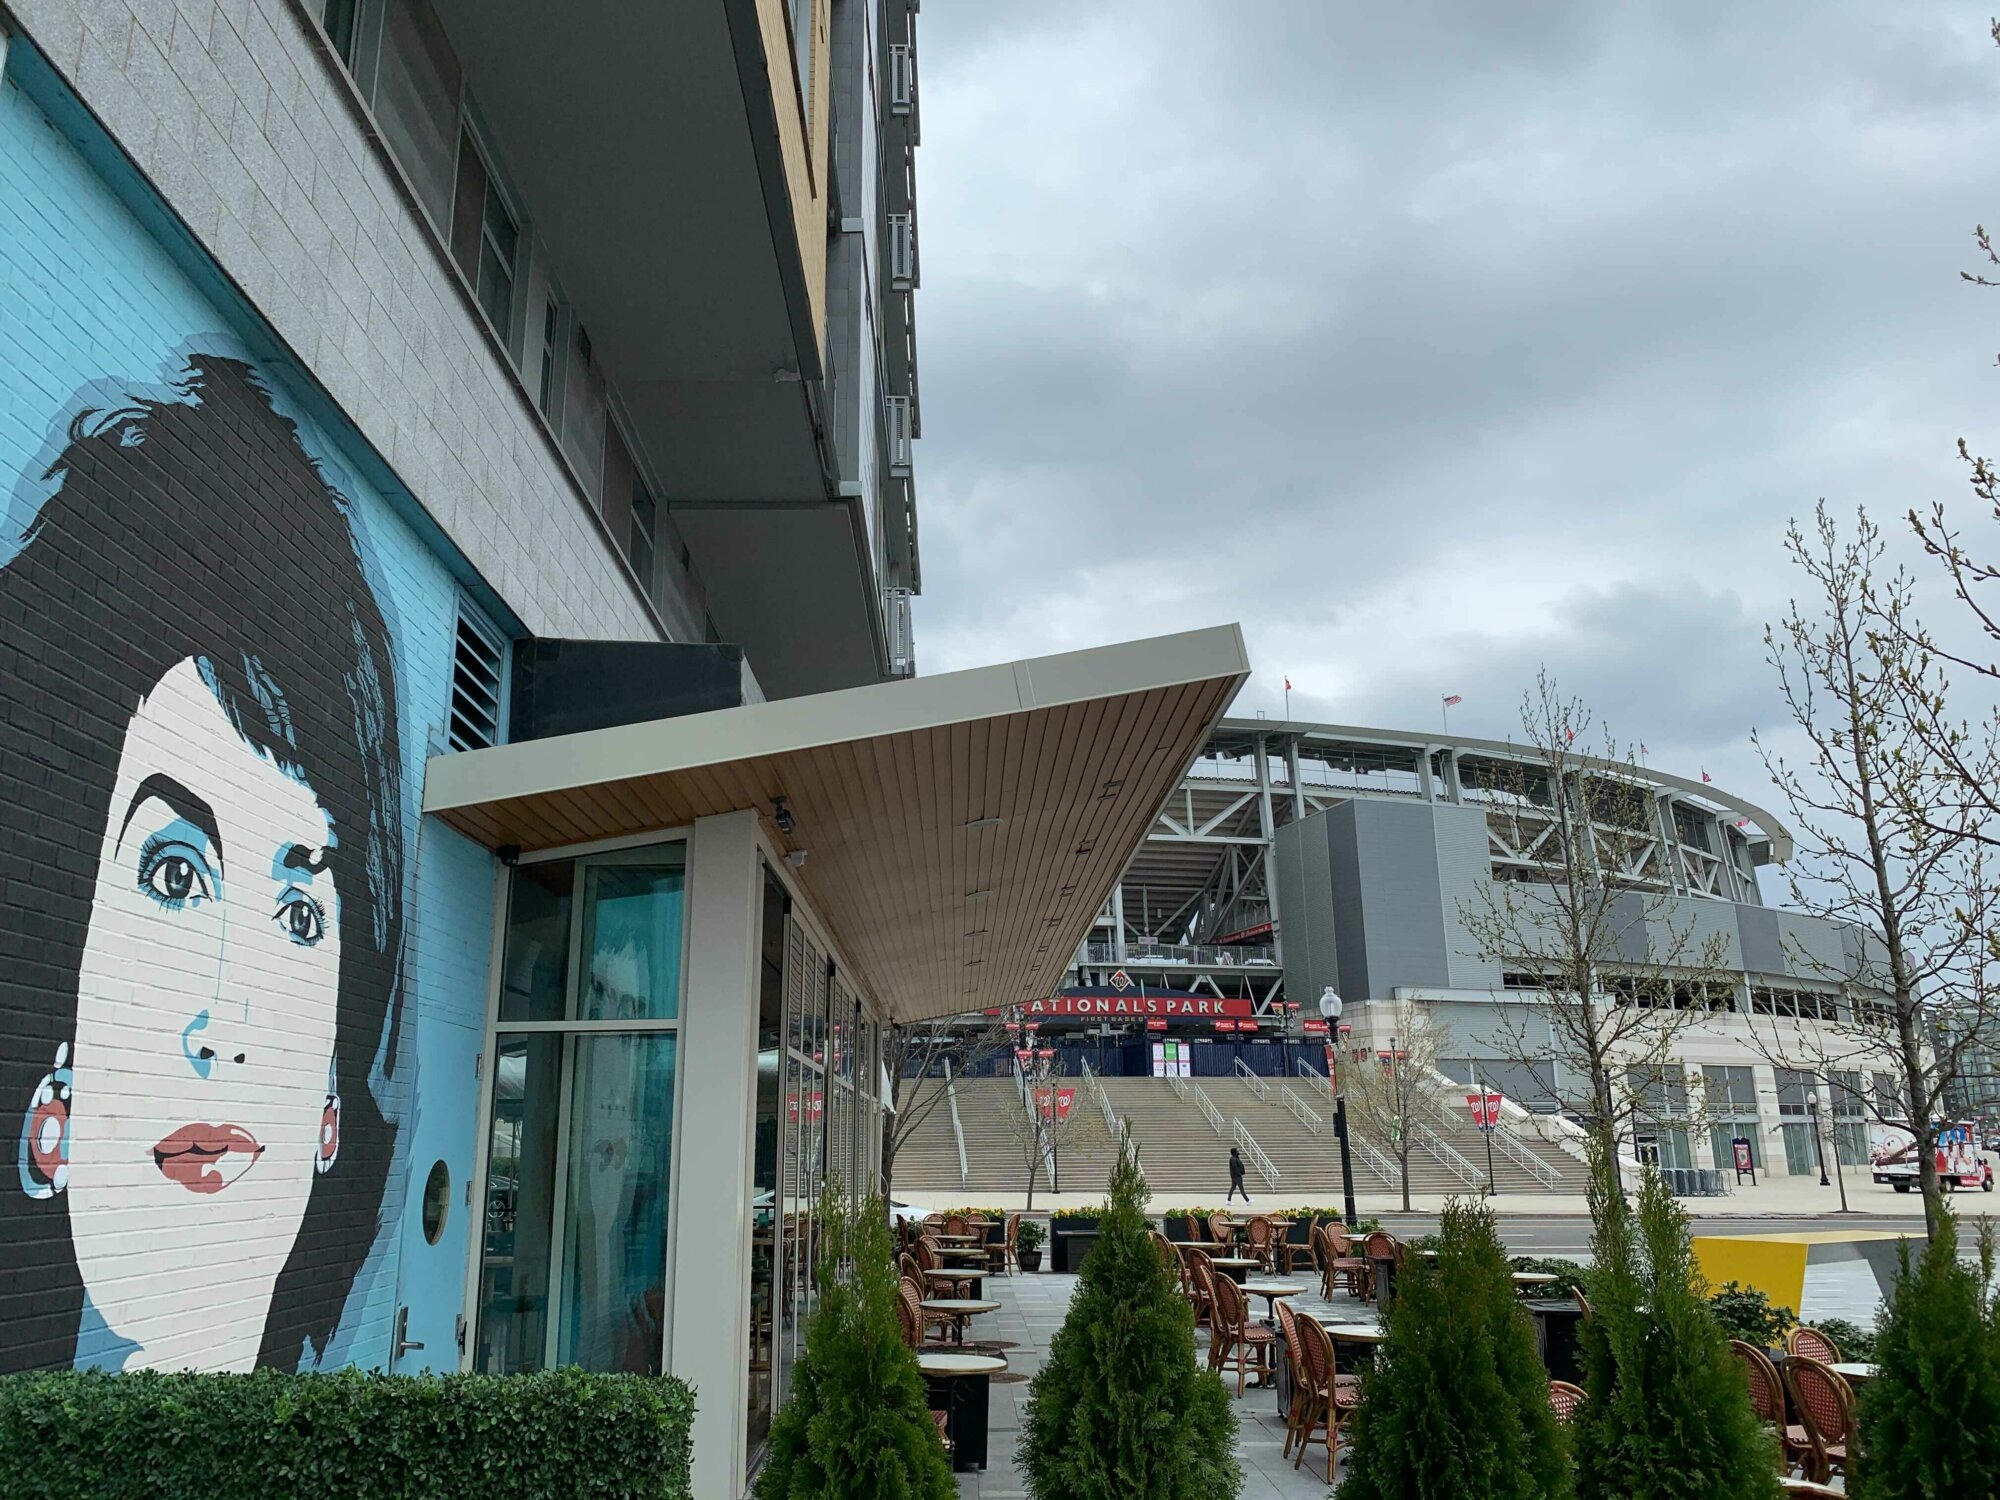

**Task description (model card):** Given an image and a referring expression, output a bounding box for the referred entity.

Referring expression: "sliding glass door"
[474,844,685,1375]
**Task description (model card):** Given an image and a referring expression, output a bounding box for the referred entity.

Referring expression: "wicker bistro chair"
[1244,1215,1280,1272]
[1320,1224,1369,1300]
[1786,1358,1857,1486]
[1002,1212,1022,1273]
[1275,1299,1311,1462]
[898,1275,955,1348]
[1548,1380,1586,1423]
[1208,1273,1278,1397]
[1208,1212,1237,1251]
[1731,1339,1814,1478]
[943,1213,969,1238]
[1786,1326,1841,1364]
[1282,1217,1321,1277]
[1293,1315,1361,1483]
[1188,1248,1218,1329]
[1360,1230,1402,1301]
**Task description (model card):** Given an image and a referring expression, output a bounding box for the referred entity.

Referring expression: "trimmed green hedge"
[0,1366,694,1499]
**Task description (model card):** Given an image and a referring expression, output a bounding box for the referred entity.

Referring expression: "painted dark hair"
[0,355,403,1370]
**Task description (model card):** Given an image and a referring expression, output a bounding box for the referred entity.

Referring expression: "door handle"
[394,1305,425,1360]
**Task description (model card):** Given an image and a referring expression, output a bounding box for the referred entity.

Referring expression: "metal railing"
[1233,1057,1271,1099]
[945,1058,967,1185]
[1348,1132,1401,1187]
[1079,1057,1122,1140]
[1412,1122,1486,1190]
[1080,941,1277,968]
[1232,1119,1279,1188]
[1280,1086,1323,1134]
[1187,1083,1227,1138]
[1418,1069,1563,1190]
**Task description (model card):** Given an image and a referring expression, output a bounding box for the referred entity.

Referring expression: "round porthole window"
[422,1159,450,1245]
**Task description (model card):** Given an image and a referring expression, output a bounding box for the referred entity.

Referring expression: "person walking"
[1227,1145,1251,1203]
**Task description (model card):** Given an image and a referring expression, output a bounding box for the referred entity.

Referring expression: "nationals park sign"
[991,993,1255,1020]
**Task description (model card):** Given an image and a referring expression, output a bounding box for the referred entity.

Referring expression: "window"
[1705,1064,1761,1171]
[630,480,658,590]
[538,297,564,422]
[1831,1070,1869,1165]
[321,0,362,69]
[373,0,463,234]
[475,846,686,1376]
[788,0,815,118]
[451,130,519,345]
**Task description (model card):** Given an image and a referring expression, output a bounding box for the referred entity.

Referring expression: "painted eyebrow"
[116,773,224,869]
[281,844,331,876]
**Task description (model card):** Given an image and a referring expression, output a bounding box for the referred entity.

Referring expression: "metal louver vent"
[448,606,506,752]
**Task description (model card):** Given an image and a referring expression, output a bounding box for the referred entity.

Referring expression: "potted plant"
[1016,1216,1046,1272]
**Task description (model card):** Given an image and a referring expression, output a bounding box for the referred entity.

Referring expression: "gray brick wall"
[8,0,671,645]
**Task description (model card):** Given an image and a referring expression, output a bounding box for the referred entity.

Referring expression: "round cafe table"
[918,1351,1008,1472]
[1240,1280,1306,1321]
[1208,1256,1262,1284]
[1828,1362,1878,1385]
[934,1246,988,1260]
[1512,1271,1560,1291]
[920,1297,1000,1346]
[934,1232,983,1245]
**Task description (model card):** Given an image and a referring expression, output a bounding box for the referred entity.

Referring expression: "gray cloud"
[910,1,2000,827]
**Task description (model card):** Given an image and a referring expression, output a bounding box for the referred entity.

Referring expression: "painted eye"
[277,892,326,946]
[141,851,211,906]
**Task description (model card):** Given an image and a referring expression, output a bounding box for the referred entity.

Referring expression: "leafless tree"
[1335,999,1451,1211]
[1001,1054,1096,1212]
[878,1014,1009,1205]
[1458,672,1731,1194]
[1754,503,2000,1242]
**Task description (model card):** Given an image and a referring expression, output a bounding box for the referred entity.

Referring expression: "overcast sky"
[908,2,2000,841]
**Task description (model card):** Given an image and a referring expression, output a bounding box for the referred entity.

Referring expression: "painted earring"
[316,1092,341,1174]
[18,1042,72,1200]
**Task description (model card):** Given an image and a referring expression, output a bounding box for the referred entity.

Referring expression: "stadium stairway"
[891,1075,1579,1202]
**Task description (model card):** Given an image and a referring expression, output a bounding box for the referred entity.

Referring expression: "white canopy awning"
[424,625,1250,1021]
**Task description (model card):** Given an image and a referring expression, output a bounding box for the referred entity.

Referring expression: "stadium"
[893,717,1903,1203]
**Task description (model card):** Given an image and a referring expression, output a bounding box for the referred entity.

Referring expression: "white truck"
[1870,1123,1995,1193]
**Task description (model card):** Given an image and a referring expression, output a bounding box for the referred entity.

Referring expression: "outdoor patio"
[951,1271,1337,1499]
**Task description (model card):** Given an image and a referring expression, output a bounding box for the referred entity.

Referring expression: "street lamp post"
[1807,1094,1830,1188]
[1319,987,1360,1229]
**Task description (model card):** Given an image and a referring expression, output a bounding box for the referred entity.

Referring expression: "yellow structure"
[1691,1230,1911,1324]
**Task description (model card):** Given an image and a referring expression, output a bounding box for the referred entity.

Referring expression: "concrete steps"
[892,1076,1580,1204]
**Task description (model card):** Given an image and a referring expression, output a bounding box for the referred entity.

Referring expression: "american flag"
[1701,769,1713,784]
[1285,676,1293,691]
[1442,694,1462,707]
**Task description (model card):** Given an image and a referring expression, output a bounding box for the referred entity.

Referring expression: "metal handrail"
[1419,1068,1562,1189]
[945,1058,968,1186]
[1413,1121,1486,1190]
[1232,1057,1271,1099]
[1280,1086,1323,1135]
[1348,1132,1401,1187]
[1079,1057,1122,1140]
[1232,1119,1279,1188]
[1166,1073,1190,1102]
[1188,1083,1227,1137]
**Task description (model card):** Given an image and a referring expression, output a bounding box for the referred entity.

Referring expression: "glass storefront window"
[476,1033,563,1373]
[558,1033,677,1372]
[475,844,685,1378]
[578,859,685,1021]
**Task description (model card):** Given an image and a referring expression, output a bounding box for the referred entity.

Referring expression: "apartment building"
[0,2,1249,1490]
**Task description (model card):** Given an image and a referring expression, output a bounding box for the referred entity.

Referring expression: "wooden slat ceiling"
[425,629,1249,1021]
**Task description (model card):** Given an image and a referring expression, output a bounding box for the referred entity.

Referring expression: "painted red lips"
[152,1123,263,1194]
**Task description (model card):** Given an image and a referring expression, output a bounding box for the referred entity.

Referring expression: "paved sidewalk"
[950,1271,1335,1500]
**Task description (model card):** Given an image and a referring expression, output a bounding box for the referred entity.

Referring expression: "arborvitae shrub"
[1853,1214,2000,1500]
[1019,1136,1238,1499]
[1339,1197,1571,1500]
[1572,1156,1779,1500]
[756,1186,955,1500]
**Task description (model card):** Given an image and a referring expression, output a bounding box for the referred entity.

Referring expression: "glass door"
[474,844,685,1375]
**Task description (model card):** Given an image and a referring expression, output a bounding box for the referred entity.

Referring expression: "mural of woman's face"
[64,657,343,1371]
